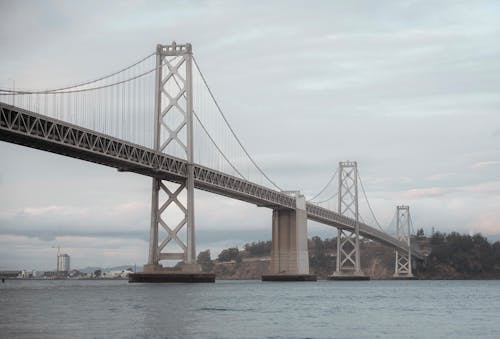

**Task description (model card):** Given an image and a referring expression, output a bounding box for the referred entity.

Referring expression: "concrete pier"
[392,274,416,280]
[129,264,215,283]
[262,274,317,282]
[327,273,370,281]
[129,272,215,283]
[262,193,316,282]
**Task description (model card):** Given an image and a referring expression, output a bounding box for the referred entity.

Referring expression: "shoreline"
[3,277,500,281]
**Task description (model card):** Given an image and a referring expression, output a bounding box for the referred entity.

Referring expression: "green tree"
[197,249,214,272]
[416,228,425,238]
[217,247,240,262]
[420,231,500,278]
[244,241,272,257]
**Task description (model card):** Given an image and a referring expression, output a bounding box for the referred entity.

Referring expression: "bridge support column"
[262,193,316,281]
[131,42,214,283]
[329,161,369,281]
[393,205,415,279]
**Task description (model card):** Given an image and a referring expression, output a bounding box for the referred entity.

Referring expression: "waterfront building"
[57,254,70,272]
[20,270,33,278]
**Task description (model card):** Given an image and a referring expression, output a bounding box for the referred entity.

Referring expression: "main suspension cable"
[409,214,416,236]
[193,56,282,191]
[313,191,339,204]
[1,64,158,95]
[358,171,385,232]
[0,52,155,94]
[193,110,247,180]
[167,71,248,182]
[309,168,338,201]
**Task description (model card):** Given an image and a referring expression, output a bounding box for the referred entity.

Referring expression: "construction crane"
[51,245,60,271]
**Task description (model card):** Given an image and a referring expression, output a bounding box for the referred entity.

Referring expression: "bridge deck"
[0,103,423,258]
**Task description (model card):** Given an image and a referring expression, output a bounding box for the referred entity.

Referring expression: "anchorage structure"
[145,42,199,273]
[330,161,368,280]
[394,205,414,278]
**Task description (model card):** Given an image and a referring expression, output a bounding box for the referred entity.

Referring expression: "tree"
[420,231,500,278]
[197,249,214,272]
[217,247,240,262]
[244,241,272,257]
[430,231,445,246]
[416,228,425,238]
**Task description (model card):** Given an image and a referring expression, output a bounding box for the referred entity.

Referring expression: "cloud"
[470,160,500,169]
[426,172,456,181]
[399,181,500,200]
[20,205,88,217]
[401,187,452,199]
[463,181,500,195]
[467,211,500,235]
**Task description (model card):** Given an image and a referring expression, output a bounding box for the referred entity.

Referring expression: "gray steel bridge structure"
[0,102,422,259]
[0,42,423,280]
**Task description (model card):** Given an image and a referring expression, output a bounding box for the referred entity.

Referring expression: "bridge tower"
[329,161,369,280]
[143,42,200,275]
[393,205,414,278]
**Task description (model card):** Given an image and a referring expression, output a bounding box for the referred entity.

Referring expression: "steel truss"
[0,103,296,209]
[1,105,428,271]
[0,103,423,259]
[394,205,413,277]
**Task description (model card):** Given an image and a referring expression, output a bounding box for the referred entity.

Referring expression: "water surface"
[1,279,499,338]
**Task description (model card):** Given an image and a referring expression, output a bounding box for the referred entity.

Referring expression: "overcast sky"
[1,0,499,271]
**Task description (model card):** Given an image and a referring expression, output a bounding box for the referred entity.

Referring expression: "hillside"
[416,232,500,279]
[198,232,500,280]
[198,238,399,280]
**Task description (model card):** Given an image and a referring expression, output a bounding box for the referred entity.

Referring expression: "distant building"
[57,254,70,272]
[20,270,33,278]
[32,271,45,278]
[68,269,83,278]
[43,271,59,278]
[0,271,21,278]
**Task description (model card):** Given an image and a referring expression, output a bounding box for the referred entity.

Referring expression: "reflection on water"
[1,279,500,338]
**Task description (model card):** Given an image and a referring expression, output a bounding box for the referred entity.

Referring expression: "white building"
[57,254,70,272]
[19,270,33,278]
[107,269,134,278]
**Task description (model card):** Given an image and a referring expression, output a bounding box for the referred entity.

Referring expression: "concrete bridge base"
[262,193,316,282]
[328,272,370,281]
[392,274,416,280]
[129,272,215,283]
[129,263,215,283]
[262,274,317,282]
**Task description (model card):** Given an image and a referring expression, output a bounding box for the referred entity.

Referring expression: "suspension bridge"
[0,42,423,282]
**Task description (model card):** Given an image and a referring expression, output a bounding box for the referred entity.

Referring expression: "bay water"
[1,279,499,338]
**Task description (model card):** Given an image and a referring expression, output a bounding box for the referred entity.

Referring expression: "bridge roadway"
[0,102,423,259]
